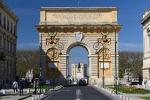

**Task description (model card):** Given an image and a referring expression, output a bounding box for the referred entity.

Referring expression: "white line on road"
[76,89,82,100]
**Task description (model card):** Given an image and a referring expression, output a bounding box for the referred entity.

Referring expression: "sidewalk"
[0,85,63,100]
[0,88,37,100]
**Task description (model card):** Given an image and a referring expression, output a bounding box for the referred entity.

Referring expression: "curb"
[50,85,63,92]
[25,85,64,100]
[40,95,48,100]
[18,95,32,100]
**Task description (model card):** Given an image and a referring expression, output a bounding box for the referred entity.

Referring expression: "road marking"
[76,89,82,100]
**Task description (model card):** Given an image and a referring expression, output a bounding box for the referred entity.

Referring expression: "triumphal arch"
[35,7,122,85]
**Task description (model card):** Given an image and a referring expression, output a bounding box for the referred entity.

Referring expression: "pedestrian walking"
[33,78,37,94]
[19,78,24,96]
[69,79,72,85]
[143,77,147,88]
[5,78,9,89]
[12,80,18,96]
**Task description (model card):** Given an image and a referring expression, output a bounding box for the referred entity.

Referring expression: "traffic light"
[0,52,5,61]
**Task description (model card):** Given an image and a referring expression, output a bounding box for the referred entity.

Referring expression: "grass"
[139,97,150,100]
[108,86,150,94]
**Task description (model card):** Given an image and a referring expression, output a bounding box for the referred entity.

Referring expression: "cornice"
[40,7,118,12]
[35,24,122,33]
[0,1,19,23]
[141,13,150,25]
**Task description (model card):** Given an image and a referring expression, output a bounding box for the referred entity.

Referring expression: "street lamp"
[93,36,109,88]
[39,30,43,94]
[93,24,117,92]
[48,27,57,89]
[101,24,118,94]
[48,26,64,89]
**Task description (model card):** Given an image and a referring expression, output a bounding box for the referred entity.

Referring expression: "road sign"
[46,80,50,84]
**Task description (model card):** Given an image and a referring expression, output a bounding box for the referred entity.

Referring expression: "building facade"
[35,7,122,85]
[0,0,19,87]
[141,8,150,79]
[71,63,87,80]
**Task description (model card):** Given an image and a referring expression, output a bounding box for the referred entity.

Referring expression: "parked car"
[79,78,87,85]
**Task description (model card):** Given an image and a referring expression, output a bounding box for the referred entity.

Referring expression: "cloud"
[17,43,39,49]
[118,43,143,51]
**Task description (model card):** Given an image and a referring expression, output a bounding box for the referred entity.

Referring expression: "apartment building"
[0,0,19,87]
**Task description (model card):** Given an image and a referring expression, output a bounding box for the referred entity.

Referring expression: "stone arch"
[65,37,92,55]
[65,38,92,83]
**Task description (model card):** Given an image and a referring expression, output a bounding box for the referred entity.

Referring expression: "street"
[44,85,120,100]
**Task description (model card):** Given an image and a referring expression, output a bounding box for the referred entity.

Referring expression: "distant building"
[71,63,87,80]
[141,8,150,79]
[0,0,19,87]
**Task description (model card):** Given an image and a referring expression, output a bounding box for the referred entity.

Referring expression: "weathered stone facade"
[35,7,122,85]
[0,0,19,87]
[141,8,150,79]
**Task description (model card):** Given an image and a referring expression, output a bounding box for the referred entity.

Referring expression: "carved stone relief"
[98,38,111,46]
[46,38,59,46]
[99,48,111,60]
[47,48,59,60]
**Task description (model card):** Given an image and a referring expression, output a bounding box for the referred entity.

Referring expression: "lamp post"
[48,27,57,89]
[93,24,117,90]
[48,26,64,89]
[39,32,42,94]
[101,24,118,94]
[93,36,109,88]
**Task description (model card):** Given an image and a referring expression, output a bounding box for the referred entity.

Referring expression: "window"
[3,38,5,48]
[0,13,1,25]
[7,19,9,31]
[11,23,12,33]
[10,43,12,52]
[3,16,6,28]
[4,39,7,50]
[14,25,16,35]
[0,36,2,47]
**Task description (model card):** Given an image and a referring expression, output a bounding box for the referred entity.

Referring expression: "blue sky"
[2,0,150,70]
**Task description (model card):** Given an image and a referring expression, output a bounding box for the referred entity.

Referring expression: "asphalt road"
[44,85,120,100]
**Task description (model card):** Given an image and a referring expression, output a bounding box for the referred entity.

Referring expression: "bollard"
[41,94,44,96]
[32,97,35,100]
[120,95,123,99]
[43,89,45,93]
[126,97,129,100]
[27,88,30,93]
[137,84,140,88]
[37,95,40,99]
[123,96,126,100]
[40,94,43,97]
[34,96,37,100]
[2,90,6,94]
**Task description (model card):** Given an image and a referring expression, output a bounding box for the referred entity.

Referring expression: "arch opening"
[67,43,90,84]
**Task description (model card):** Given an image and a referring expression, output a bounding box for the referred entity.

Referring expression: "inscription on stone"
[52,13,103,20]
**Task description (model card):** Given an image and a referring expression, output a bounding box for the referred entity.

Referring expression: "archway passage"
[35,7,122,85]
[68,45,89,83]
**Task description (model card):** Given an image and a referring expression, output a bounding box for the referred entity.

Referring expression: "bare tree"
[16,50,39,78]
[118,51,143,78]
